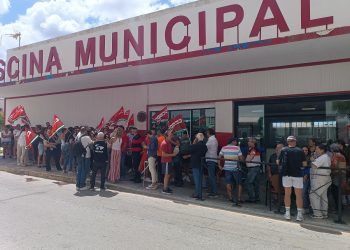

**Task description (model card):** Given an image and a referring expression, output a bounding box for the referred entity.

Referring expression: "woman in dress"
[108,127,123,182]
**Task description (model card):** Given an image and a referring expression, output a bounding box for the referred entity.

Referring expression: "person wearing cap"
[219,137,244,206]
[278,136,306,221]
[90,132,109,190]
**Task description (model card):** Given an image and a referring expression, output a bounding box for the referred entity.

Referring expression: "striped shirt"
[219,145,242,171]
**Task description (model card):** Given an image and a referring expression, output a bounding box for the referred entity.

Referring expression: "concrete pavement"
[0,171,349,250]
[0,158,349,233]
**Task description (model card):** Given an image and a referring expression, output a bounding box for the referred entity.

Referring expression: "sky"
[0,0,196,59]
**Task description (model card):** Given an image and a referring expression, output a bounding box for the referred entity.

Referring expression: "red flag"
[7,105,27,124]
[50,115,65,138]
[127,114,135,128]
[25,128,39,149]
[121,110,130,123]
[168,114,187,132]
[96,117,105,130]
[21,115,31,126]
[152,106,169,124]
[109,106,124,123]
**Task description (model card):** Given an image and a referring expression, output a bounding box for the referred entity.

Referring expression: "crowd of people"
[268,137,350,221]
[1,123,350,222]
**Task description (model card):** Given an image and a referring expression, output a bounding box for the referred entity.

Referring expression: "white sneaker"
[80,186,89,191]
[296,213,304,222]
[76,187,80,191]
[284,213,291,220]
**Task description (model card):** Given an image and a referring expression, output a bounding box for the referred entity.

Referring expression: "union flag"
[25,128,39,149]
[168,114,187,133]
[109,106,124,123]
[7,105,28,124]
[127,114,135,128]
[152,106,168,124]
[50,115,65,138]
[96,117,105,130]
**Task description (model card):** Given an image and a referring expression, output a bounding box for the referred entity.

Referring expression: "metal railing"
[199,157,349,224]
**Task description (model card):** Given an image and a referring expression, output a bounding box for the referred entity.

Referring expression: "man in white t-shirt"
[76,127,93,191]
[17,126,27,166]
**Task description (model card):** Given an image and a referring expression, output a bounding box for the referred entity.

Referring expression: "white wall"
[5,61,350,130]
[148,62,350,104]
[6,85,148,129]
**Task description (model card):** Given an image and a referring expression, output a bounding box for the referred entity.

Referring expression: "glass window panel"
[326,99,350,144]
[150,108,216,140]
[237,105,264,152]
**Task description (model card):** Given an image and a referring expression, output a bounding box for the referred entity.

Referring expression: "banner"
[50,115,65,138]
[25,128,39,149]
[127,114,135,128]
[168,114,187,132]
[7,105,27,124]
[96,117,105,130]
[152,106,169,124]
[109,106,124,123]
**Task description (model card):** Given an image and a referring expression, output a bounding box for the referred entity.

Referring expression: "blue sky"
[0,0,37,23]
[0,0,196,59]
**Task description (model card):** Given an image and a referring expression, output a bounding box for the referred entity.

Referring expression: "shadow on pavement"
[52,181,69,186]
[172,200,190,206]
[26,178,39,182]
[74,191,99,197]
[300,224,343,235]
[99,190,118,198]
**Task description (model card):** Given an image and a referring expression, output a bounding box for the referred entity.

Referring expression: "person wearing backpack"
[75,127,93,191]
[90,132,109,190]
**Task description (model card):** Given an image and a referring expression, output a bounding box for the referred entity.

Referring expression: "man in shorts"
[161,131,178,194]
[278,136,307,221]
[219,137,244,206]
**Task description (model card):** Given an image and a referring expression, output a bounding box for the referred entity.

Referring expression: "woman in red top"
[139,133,149,172]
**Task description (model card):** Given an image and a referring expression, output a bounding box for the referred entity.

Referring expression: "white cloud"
[0,0,10,15]
[0,0,172,59]
[169,0,197,6]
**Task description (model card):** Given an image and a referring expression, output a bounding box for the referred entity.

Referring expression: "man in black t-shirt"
[90,132,109,190]
[278,136,306,222]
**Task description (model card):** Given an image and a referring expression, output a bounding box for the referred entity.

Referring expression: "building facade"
[0,0,349,150]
